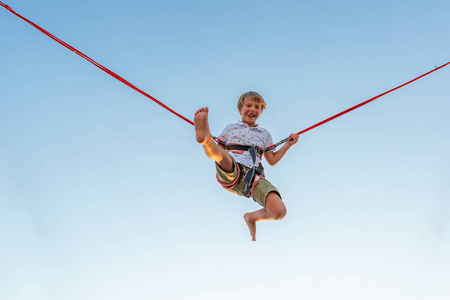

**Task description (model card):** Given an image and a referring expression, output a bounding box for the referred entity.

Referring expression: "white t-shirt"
[217,121,274,168]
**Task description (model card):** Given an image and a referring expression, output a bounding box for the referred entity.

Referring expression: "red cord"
[296,62,450,137]
[1,2,194,126]
[264,62,450,151]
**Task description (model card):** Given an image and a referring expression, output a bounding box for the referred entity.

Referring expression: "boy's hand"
[265,133,299,166]
[287,133,299,146]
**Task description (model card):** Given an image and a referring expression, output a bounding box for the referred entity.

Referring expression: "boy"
[194,91,299,241]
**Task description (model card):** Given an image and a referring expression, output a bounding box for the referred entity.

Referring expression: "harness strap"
[226,144,264,157]
[241,145,264,198]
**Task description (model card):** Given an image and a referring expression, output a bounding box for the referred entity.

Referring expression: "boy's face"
[238,97,262,127]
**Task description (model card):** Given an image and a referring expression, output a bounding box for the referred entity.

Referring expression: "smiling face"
[238,97,263,127]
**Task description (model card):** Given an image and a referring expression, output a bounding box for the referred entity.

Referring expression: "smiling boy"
[194,91,299,241]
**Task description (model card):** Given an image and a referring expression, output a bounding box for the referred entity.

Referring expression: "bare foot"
[244,213,257,241]
[194,107,212,144]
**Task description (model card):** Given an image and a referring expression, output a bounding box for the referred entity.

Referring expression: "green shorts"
[215,157,281,208]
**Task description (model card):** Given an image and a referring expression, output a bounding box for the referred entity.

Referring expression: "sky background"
[1,0,449,299]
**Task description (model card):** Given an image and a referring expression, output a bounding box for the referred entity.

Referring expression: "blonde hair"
[237,91,267,111]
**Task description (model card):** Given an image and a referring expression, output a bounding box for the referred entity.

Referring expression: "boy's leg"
[194,107,234,173]
[244,192,286,241]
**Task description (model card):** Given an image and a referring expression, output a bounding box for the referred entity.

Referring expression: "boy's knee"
[265,191,286,220]
[272,208,287,220]
[268,205,286,220]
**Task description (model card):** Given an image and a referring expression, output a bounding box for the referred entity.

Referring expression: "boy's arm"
[264,133,299,166]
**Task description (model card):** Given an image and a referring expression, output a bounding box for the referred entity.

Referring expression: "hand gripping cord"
[2,2,449,152]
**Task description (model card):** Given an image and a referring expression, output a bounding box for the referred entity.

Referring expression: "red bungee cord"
[2,2,449,151]
[266,61,450,151]
[0,1,194,126]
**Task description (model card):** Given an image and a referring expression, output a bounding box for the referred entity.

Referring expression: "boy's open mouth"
[247,113,256,118]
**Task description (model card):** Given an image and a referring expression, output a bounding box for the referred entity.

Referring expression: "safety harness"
[218,143,265,198]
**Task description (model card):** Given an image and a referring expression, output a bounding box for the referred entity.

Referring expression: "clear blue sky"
[1,1,449,299]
